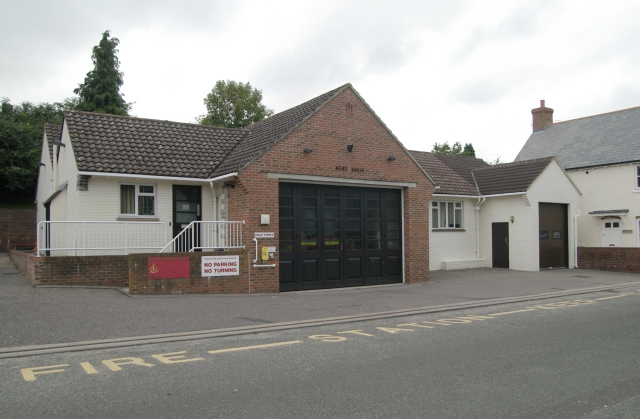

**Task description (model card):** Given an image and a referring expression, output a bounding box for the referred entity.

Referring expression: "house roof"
[410,152,555,196]
[62,84,350,179]
[472,157,554,195]
[515,105,640,169]
[44,123,61,165]
[409,151,488,196]
[64,111,248,178]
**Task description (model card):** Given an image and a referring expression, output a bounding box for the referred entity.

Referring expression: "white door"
[602,220,621,246]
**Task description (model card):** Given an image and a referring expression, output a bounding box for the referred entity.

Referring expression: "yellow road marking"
[80,362,98,374]
[377,327,414,334]
[152,351,204,364]
[308,335,347,342]
[208,340,302,353]
[397,322,434,329]
[21,364,69,382]
[489,309,537,316]
[102,357,155,372]
[460,315,495,321]
[338,330,375,336]
[594,295,627,301]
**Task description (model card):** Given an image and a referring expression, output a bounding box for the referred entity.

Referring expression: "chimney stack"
[531,99,553,131]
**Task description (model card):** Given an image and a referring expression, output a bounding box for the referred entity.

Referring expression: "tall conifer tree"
[74,31,131,115]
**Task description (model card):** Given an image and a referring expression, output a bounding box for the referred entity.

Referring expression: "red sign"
[148,257,190,280]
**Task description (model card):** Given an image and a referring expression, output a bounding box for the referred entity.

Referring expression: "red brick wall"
[9,250,38,285]
[229,87,435,291]
[129,250,251,294]
[0,209,36,251]
[10,250,129,287]
[578,247,640,274]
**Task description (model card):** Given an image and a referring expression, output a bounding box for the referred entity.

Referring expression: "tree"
[197,80,274,128]
[432,141,476,157]
[0,98,76,203]
[486,155,505,166]
[74,31,131,115]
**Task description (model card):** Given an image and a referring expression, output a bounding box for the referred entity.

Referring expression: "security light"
[387,156,396,161]
[304,148,313,153]
[53,140,65,147]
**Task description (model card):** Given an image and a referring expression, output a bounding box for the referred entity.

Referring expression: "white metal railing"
[159,221,245,253]
[37,221,167,256]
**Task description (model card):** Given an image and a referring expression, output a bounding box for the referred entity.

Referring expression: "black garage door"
[539,203,568,269]
[279,183,403,291]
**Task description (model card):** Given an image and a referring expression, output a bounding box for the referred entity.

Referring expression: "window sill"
[432,228,466,232]
[117,217,160,222]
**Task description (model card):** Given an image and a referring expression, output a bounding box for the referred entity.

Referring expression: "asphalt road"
[3,252,639,348]
[2,287,640,418]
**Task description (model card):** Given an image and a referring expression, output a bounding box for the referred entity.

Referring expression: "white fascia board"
[267,173,416,188]
[434,192,526,199]
[77,171,237,183]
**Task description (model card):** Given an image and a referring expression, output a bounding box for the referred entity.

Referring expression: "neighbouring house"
[410,152,581,271]
[516,101,640,249]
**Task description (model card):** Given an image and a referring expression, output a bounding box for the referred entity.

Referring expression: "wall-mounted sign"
[335,166,365,173]
[254,232,275,238]
[202,256,240,277]
[622,230,633,234]
[148,256,190,280]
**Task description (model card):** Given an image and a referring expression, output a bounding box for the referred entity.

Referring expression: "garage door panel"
[301,259,319,282]
[279,183,403,290]
[368,256,382,278]
[387,255,402,278]
[539,203,568,269]
[324,258,341,281]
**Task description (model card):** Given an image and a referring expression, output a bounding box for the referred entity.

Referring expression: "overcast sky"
[2,0,640,162]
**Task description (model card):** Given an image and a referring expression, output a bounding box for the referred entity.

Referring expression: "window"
[120,184,155,216]
[431,201,463,229]
[636,165,640,189]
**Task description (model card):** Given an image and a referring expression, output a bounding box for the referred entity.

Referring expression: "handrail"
[159,221,245,253]
[37,221,167,256]
[159,221,196,253]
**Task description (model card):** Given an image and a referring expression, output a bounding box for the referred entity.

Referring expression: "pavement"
[1,252,639,349]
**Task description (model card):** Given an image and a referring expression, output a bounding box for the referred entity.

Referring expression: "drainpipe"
[475,197,486,258]
[574,209,580,268]
[209,182,217,221]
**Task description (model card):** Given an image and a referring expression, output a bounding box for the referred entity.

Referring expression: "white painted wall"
[35,133,53,225]
[567,163,640,247]
[479,194,537,271]
[55,123,79,222]
[527,160,581,269]
[429,197,479,270]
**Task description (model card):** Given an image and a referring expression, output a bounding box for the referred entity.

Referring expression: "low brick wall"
[10,249,273,294]
[9,250,129,287]
[0,209,36,251]
[129,250,253,295]
[578,247,640,274]
[9,250,38,284]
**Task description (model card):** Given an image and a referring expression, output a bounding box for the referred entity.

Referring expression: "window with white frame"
[431,201,463,229]
[636,165,640,189]
[120,184,155,216]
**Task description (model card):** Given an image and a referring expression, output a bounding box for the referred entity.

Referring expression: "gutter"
[77,171,238,183]
[434,192,526,199]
